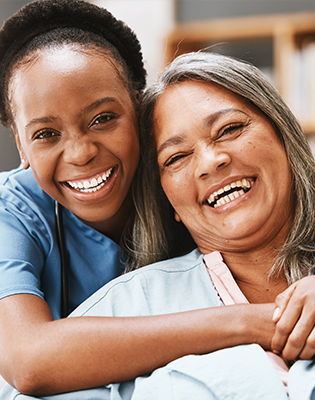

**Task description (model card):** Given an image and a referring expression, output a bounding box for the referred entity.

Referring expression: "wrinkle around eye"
[165,153,187,167]
[162,151,194,171]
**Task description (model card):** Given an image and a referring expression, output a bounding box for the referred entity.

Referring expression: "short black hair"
[0,0,146,127]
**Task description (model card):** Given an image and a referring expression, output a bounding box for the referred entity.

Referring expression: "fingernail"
[273,349,280,355]
[273,307,280,321]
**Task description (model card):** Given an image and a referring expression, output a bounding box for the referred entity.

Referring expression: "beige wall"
[92,0,175,83]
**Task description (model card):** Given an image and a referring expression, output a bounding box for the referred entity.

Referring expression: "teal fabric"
[0,166,125,319]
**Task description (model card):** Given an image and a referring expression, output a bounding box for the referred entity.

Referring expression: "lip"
[203,176,256,211]
[60,166,118,202]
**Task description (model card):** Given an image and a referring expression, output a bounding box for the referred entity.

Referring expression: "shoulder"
[0,167,55,250]
[71,249,221,317]
[135,248,204,274]
[0,167,51,209]
[88,248,204,293]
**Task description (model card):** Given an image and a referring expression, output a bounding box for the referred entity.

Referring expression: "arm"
[0,294,275,396]
[272,275,315,360]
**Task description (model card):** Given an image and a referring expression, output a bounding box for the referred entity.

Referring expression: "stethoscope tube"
[54,201,68,318]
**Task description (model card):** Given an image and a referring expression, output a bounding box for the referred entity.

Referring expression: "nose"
[194,143,231,179]
[62,135,98,166]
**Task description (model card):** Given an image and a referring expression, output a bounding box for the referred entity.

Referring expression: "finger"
[281,307,315,360]
[272,297,302,354]
[298,328,315,360]
[273,282,298,323]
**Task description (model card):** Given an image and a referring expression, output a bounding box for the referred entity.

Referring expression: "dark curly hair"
[0,0,146,127]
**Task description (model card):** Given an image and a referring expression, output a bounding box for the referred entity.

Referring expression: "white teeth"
[242,178,251,188]
[67,168,113,192]
[208,178,253,208]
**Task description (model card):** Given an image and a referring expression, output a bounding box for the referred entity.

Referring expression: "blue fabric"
[0,167,125,319]
[1,246,314,399]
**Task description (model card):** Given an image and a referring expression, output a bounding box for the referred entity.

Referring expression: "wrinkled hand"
[272,275,315,360]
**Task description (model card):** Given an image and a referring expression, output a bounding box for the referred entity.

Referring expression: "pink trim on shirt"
[203,251,289,394]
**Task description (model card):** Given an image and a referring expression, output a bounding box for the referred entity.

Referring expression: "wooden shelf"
[165,12,315,134]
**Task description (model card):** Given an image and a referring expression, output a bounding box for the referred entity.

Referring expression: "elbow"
[14,373,47,396]
[4,360,50,396]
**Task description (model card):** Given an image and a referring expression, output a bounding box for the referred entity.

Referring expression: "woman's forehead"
[9,45,135,131]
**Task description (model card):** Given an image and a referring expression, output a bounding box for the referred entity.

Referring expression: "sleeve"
[0,193,50,301]
[130,345,288,400]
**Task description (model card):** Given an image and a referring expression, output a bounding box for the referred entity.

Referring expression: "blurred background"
[1,0,315,172]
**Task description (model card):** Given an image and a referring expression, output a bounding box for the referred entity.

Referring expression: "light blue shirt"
[3,249,314,399]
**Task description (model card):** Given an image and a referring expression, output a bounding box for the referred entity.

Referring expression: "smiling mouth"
[207,178,254,208]
[65,168,113,193]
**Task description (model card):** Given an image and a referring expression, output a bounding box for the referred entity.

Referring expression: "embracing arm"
[0,294,275,396]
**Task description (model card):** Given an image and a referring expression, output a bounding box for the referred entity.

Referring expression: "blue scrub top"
[0,167,126,319]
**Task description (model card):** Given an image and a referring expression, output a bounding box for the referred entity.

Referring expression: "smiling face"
[10,45,139,239]
[154,80,295,255]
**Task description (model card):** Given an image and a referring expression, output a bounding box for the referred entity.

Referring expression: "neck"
[199,210,294,303]
[84,190,135,245]
[220,247,288,303]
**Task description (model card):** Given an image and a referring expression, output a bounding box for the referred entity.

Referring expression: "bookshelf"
[165,12,315,134]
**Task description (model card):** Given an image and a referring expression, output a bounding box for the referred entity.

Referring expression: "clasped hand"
[272,275,315,361]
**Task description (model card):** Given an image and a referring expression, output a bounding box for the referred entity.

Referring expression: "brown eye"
[33,130,58,140]
[90,113,115,127]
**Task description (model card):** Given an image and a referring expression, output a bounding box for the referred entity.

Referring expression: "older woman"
[10,52,315,399]
[136,51,315,399]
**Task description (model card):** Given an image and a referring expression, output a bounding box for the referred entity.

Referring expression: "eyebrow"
[157,135,186,156]
[204,108,248,127]
[25,97,119,130]
[157,108,248,155]
[84,97,118,115]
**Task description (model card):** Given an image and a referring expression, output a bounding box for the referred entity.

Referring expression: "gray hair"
[139,51,315,283]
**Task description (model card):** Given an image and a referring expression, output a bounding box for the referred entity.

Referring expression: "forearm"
[1,302,274,396]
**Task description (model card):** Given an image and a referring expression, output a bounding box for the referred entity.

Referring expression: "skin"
[154,80,315,361]
[273,275,315,360]
[0,45,276,396]
[154,80,294,304]
[11,46,139,242]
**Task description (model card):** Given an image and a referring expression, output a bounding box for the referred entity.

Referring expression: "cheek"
[161,171,192,210]
[122,137,139,169]
[116,124,139,159]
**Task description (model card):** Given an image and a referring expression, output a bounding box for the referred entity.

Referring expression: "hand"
[271,275,315,360]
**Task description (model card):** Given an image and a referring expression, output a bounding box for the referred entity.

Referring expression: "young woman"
[29,51,315,400]
[0,1,277,398]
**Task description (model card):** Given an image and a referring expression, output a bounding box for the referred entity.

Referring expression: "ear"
[13,129,29,169]
[175,211,181,222]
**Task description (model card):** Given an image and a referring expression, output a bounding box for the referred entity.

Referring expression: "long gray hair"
[138,51,315,283]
